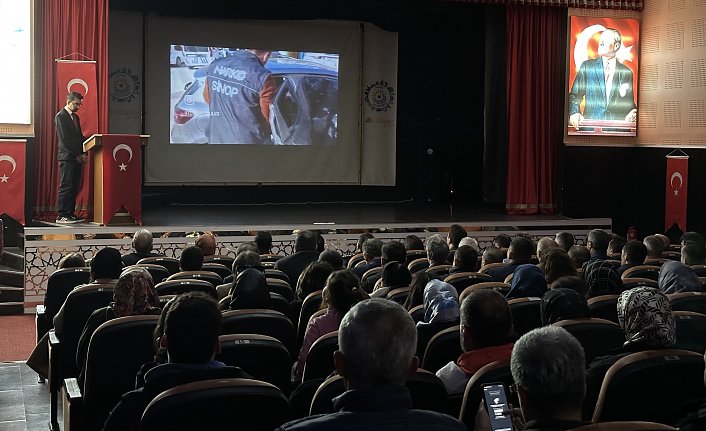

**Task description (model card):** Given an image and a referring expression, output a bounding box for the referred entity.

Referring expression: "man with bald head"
[121,229,163,266]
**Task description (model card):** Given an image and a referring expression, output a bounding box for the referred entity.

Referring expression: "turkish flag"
[0,140,26,225]
[56,61,99,219]
[101,135,142,225]
[665,155,688,232]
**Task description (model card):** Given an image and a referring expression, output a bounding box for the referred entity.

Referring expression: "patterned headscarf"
[422,279,459,324]
[583,260,624,298]
[506,264,547,299]
[112,267,160,317]
[617,287,676,348]
[658,260,702,294]
[541,288,590,325]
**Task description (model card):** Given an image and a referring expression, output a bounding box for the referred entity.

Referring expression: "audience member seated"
[404,234,425,251]
[315,232,326,254]
[416,278,460,358]
[351,238,383,279]
[539,248,578,284]
[102,292,250,431]
[682,243,706,266]
[424,234,449,269]
[237,241,259,255]
[296,270,366,381]
[459,237,480,251]
[195,232,217,258]
[370,262,412,299]
[549,276,588,298]
[586,229,611,261]
[494,234,512,251]
[178,245,204,272]
[569,245,591,270]
[403,271,432,311]
[43,252,88,325]
[536,237,559,264]
[446,224,468,264]
[658,261,702,293]
[58,252,86,269]
[481,246,504,267]
[255,231,273,255]
[276,231,320,286]
[541,288,590,325]
[451,245,479,274]
[436,290,514,395]
[355,233,375,253]
[295,261,334,304]
[486,237,534,282]
[474,326,589,431]
[76,267,161,385]
[675,350,706,430]
[229,268,271,310]
[506,264,548,299]
[617,240,647,276]
[278,298,465,431]
[584,287,676,418]
[121,229,162,267]
[217,250,262,299]
[681,231,706,248]
[583,260,624,299]
[362,240,407,292]
[607,236,626,260]
[555,231,575,252]
[318,250,344,271]
[644,235,666,260]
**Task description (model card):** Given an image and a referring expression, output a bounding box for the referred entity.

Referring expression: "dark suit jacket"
[121,251,163,267]
[569,57,636,120]
[352,258,382,279]
[274,251,318,287]
[55,108,86,161]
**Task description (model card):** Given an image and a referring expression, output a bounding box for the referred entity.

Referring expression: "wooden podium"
[83,134,148,225]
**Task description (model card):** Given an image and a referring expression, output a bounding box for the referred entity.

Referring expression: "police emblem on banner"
[364,80,395,112]
[109,68,140,103]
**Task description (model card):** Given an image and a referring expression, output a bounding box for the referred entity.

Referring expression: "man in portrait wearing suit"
[568,28,637,130]
[54,91,87,223]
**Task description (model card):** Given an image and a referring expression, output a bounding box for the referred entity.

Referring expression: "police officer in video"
[202,49,276,144]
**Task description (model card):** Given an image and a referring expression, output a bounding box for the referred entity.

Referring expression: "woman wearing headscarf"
[228,268,270,310]
[583,287,676,419]
[583,260,624,298]
[658,260,702,294]
[416,278,460,357]
[505,264,548,299]
[76,267,161,385]
[541,288,590,325]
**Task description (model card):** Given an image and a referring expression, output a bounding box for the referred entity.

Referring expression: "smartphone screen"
[483,383,513,431]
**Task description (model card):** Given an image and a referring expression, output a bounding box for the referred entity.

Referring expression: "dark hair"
[381,262,412,289]
[403,271,432,310]
[461,289,513,348]
[608,236,626,254]
[448,224,468,248]
[323,270,365,313]
[153,297,177,363]
[539,248,577,284]
[180,246,204,271]
[622,240,647,265]
[297,261,334,300]
[643,235,665,258]
[587,229,610,253]
[195,234,216,256]
[454,245,478,271]
[681,231,706,247]
[682,243,706,265]
[232,250,261,273]
[482,246,505,265]
[568,245,591,269]
[164,292,221,364]
[356,233,375,252]
[382,241,407,263]
[404,235,424,251]
[319,250,344,270]
[362,238,383,258]
[555,232,575,252]
[58,252,86,269]
[254,231,272,254]
[549,276,588,297]
[509,237,534,262]
[295,230,317,253]
[494,234,512,249]
[66,91,83,102]
[236,242,258,255]
[90,247,122,280]
[315,232,325,253]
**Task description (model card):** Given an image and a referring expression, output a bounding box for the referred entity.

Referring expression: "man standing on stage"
[202,49,275,144]
[55,91,87,224]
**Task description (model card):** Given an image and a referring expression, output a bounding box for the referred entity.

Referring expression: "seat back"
[478,262,508,274]
[553,318,625,363]
[137,256,180,274]
[690,264,706,277]
[459,360,513,429]
[140,378,290,430]
[426,265,453,280]
[406,250,427,265]
[201,262,232,280]
[155,279,217,298]
[643,258,668,267]
[264,268,290,284]
[587,295,621,323]
[386,286,411,305]
[83,315,159,430]
[260,253,284,263]
[661,251,682,261]
[673,311,706,353]
[203,254,235,268]
[288,377,326,419]
[508,297,543,337]
[217,334,291,393]
[459,282,512,302]
[592,349,706,423]
[408,257,430,274]
[409,304,424,323]
[444,272,494,294]
[269,292,291,316]
[567,421,678,431]
[346,253,365,269]
[44,267,91,323]
[131,264,170,284]
[167,270,222,288]
[267,278,294,302]
[297,290,323,351]
[622,278,659,290]
[668,292,706,314]
[422,325,462,373]
[302,331,339,382]
[361,266,382,284]
[221,309,296,354]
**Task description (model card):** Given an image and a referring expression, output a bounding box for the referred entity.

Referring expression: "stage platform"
[20,202,611,311]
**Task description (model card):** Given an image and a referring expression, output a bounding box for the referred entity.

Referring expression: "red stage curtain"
[34,0,109,221]
[442,0,642,11]
[505,5,563,215]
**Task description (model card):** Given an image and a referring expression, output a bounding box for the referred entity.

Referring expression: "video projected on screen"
[170,46,339,145]
[566,17,640,137]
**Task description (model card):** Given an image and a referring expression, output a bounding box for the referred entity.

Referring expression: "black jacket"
[55,108,86,161]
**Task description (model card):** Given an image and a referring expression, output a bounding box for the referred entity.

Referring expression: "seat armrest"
[62,378,83,431]
[36,305,50,343]
[37,304,46,315]
[49,330,60,347]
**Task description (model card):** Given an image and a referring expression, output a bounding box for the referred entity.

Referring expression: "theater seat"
[459,360,513,430]
[140,378,291,430]
[553,318,625,363]
[288,377,326,419]
[361,266,382,284]
[459,282,512,302]
[297,290,323,351]
[346,253,365,269]
[668,291,706,314]
[302,331,339,382]
[155,279,217,298]
[386,286,411,305]
[673,311,706,354]
[269,292,291,316]
[643,258,668,267]
[661,251,682,261]
[587,294,620,323]
[426,265,453,280]
[592,349,706,424]
[508,297,542,337]
[201,262,232,280]
[567,422,677,431]
[267,278,294,302]
[406,250,427,265]
[216,334,291,393]
[444,272,494,294]
[690,264,706,277]
[260,253,284,263]
[478,262,508,274]
[203,254,235,268]
[38,267,91,343]
[265,268,290,284]
[409,304,424,323]
[622,278,659,290]
[167,270,222,288]
[621,265,661,281]
[130,263,170,284]
[221,309,296,355]
[422,325,462,374]
[408,258,431,274]
[137,256,180,275]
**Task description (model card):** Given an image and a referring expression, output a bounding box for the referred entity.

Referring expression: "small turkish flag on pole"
[665,154,688,232]
[0,140,26,225]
